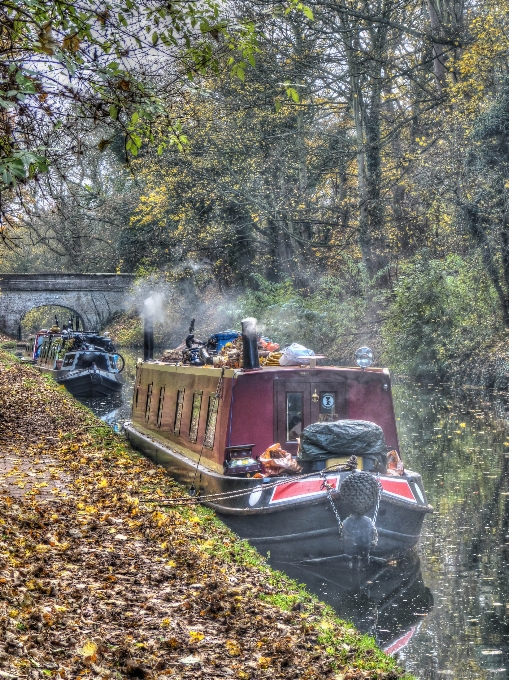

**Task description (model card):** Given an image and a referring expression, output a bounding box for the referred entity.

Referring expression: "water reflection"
[270,552,433,654]
[80,348,138,430]
[396,383,509,679]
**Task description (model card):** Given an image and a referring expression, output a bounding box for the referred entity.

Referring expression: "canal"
[83,359,509,679]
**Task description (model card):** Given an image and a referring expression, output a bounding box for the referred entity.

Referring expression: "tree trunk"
[462,202,509,326]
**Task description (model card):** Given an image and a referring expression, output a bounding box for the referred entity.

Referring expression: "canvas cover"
[299,419,387,462]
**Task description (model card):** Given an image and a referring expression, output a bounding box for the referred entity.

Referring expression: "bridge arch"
[21,304,86,335]
[0,274,135,337]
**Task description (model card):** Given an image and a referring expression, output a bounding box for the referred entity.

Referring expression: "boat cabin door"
[275,379,347,455]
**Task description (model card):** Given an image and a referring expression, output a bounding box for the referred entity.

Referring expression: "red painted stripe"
[384,626,416,655]
[380,478,416,502]
[271,477,339,503]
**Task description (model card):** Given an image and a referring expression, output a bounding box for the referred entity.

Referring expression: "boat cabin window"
[75,353,109,371]
[41,339,52,360]
[39,342,48,360]
[286,392,303,441]
[157,387,165,428]
[49,341,61,360]
[204,395,219,449]
[39,339,54,364]
[174,389,185,435]
[189,391,203,443]
[145,383,153,422]
[63,353,76,368]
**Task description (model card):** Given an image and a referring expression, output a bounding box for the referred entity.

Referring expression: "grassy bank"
[0,352,411,680]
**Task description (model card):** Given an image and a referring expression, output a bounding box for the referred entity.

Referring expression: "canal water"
[83,360,509,680]
[391,383,509,679]
[79,348,139,430]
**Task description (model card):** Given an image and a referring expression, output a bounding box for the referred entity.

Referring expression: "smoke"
[143,292,165,324]
[127,273,245,347]
[241,317,258,336]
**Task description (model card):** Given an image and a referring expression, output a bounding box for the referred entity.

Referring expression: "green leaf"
[286,87,300,103]
[131,111,139,124]
[274,99,281,112]
[302,5,314,19]
[109,104,118,119]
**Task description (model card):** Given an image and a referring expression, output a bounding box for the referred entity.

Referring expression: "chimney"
[241,317,260,370]
[144,311,154,361]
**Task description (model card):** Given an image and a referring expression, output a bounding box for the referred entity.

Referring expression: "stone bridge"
[0,273,136,337]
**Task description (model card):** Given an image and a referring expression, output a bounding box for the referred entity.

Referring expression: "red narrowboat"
[125,321,432,563]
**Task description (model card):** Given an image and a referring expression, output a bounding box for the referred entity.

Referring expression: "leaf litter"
[0,353,411,680]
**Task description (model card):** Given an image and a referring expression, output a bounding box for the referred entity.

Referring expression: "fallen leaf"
[189,631,204,643]
[79,640,98,663]
[178,655,200,665]
[226,640,241,657]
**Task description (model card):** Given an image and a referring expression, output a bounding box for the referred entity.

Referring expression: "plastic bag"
[259,443,302,476]
[386,450,404,476]
[279,343,315,366]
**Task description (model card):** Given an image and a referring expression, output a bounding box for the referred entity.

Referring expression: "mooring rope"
[144,462,357,507]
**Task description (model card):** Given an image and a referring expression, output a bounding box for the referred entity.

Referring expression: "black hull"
[214,494,426,562]
[125,423,432,562]
[57,370,122,397]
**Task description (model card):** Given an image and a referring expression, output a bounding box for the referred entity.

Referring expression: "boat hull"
[58,369,122,397]
[125,422,432,562]
[37,365,122,397]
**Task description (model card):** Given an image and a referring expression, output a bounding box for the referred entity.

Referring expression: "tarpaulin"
[299,419,387,466]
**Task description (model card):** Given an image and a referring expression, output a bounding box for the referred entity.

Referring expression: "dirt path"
[0,443,71,500]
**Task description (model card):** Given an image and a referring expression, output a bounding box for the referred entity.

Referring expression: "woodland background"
[4,0,509,379]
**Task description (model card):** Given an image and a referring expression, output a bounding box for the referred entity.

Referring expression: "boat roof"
[140,362,390,379]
